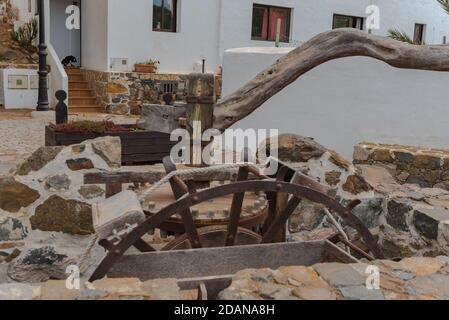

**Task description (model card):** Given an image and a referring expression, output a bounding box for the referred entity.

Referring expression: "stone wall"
[354,142,449,191]
[81,69,188,115]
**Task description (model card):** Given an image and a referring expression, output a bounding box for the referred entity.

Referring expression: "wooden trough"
[107,240,357,299]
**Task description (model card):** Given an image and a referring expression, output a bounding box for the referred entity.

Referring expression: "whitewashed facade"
[41,0,449,73]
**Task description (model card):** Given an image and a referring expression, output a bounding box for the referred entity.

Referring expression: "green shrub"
[11,17,38,51]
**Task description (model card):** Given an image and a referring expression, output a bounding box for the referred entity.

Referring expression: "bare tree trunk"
[213,28,449,131]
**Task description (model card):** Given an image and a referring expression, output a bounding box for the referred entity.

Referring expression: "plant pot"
[134,64,156,74]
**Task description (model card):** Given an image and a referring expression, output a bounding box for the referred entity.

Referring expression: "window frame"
[251,4,292,43]
[153,0,178,33]
[332,14,364,30]
[414,23,425,44]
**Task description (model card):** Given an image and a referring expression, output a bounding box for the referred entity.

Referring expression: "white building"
[42,0,449,74]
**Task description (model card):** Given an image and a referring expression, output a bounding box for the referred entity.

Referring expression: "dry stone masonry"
[354,142,449,190]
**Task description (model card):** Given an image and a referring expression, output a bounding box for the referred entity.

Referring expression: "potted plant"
[134,59,160,73]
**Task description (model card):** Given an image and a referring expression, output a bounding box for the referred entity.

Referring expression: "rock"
[16,146,63,175]
[78,185,105,199]
[313,263,365,288]
[406,274,449,299]
[71,144,86,154]
[386,199,413,232]
[347,197,383,229]
[31,195,94,235]
[38,280,82,300]
[328,150,351,171]
[371,149,394,163]
[339,286,385,300]
[0,216,27,241]
[77,289,108,300]
[91,278,142,294]
[137,104,187,134]
[66,158,95,171]
[109,104,130,115]
[325,171,342,186]
[259,283,295,300]
[439,222,449,253]
[0,283,38,300]
[353,145,372,162]
[278,266,330,289]
[393,151,414,165]
[292,287,338,300]
[434,181,449,191]
[141,279,182,300]
[342,175,372,195]
[45,174,71,191]
[437,256,449,266]
[412,154,441,170]
[413,208,449,240]
[0,177,40,213]
[399,257,445,276]
[88,136,121,168]
[8,246,75,283]
[290,200,325,232]
[258,134,327,163]
[4,249,21,263]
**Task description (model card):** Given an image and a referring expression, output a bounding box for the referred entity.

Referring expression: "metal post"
[275,18,281,47]
[37,0,50,111]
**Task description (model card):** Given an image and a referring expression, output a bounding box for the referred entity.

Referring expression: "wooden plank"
[106,240,351,281]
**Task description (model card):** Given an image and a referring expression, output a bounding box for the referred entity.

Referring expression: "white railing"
[47,43,68,108]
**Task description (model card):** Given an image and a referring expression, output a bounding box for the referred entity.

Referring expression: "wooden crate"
[45,125,178,165]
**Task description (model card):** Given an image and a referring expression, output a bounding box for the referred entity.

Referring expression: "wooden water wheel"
[89,157,383,282]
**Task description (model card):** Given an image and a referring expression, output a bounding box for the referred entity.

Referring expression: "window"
[153,0,177,32]
[251,4,291,42]
[414,23,425,44]
[332,14,364,30]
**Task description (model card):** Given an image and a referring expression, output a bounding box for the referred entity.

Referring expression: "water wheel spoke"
[225,167,249,246]
[262,196,302,243]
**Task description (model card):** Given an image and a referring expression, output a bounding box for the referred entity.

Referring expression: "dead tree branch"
[213,28,449,131]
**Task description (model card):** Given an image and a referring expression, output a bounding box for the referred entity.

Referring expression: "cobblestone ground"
[0,109,138,175]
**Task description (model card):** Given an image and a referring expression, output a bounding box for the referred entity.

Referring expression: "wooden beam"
[213,28,449,131]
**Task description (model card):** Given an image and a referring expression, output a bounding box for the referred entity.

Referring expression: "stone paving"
[0,257,448,300]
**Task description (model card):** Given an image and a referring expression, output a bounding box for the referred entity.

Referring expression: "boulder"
[258,134,327,163]
[8,246,75,283]
[0,216,27,241]
[66,158,95,171]
[31,195,94,235]
[342,175,372,195]
[0,177,40,213]
[45,174,71,191]
[78,185,105,200]
[137,104,187,134]
[413,208,449,240]
[88,136,121,168]
[15,146,63,176]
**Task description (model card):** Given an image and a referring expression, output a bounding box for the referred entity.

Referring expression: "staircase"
[66,67,103,113]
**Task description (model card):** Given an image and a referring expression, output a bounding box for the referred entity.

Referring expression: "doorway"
[49,0,81,66]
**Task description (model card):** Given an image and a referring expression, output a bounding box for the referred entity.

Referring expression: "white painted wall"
[222,47,449,160]
[0,68,50,109]
[81,0,449,73]
[106,0,221,73]
[81,0,109,70]
[10,0,37,23]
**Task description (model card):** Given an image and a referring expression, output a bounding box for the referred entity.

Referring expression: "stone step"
[69,105,103,113]
[68,74,84,81]
[69,89,92,97]
[69,81,89,90]
[64,67,81,75]
[69,97,97,106]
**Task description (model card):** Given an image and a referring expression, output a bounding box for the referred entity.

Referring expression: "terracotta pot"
[134,64,156,73]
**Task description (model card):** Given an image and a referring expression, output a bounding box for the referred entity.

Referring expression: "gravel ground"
[0,109,138,175]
